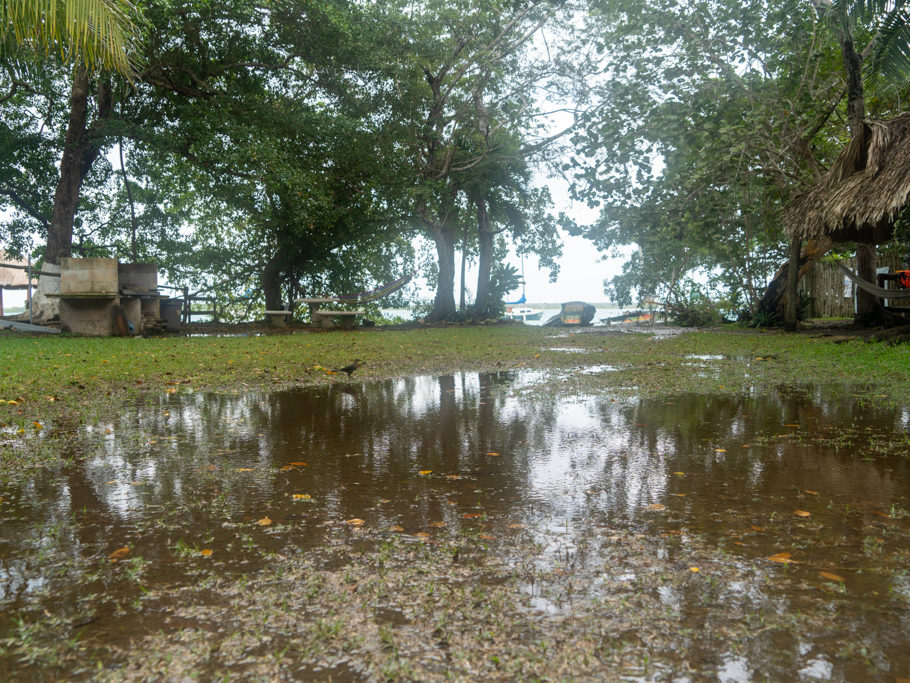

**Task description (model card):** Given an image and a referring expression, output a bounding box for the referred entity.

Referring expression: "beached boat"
[506,306,543,321]
[543,301,596,327]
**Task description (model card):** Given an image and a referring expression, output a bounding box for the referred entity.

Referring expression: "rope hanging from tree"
[836,263,910,299]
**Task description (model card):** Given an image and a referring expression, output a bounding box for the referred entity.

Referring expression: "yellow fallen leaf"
[108,546,130,561]
[415,532,431,540]
[646,503,666,511]
[105,480,116,484]
[258,516,272,526]
[235,468,254,472]
[803,489,818,495]
[32,422,42,430]
[507,523,526,529]
[714,448,726,453]
[689,567,700,572]
[379,499,391,503]
[344,518,364,526]
[288,461,307,466]
[200,549,213,557]
[165,388,177,394]
[462,513,483,519]
[784,424,799,427]
[389,525,404,532]
[794,509,811,517]
[819,571,845,582]
[419,470,432,475]
[673,471,685,476]
[486,452,500,456]
[445,474,462,480]
[428,521,446,528]
[768,552,796,564]
[672,493,687,497]
[292,494,311,500]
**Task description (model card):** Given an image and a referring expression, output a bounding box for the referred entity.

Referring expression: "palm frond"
[0,0,144,78]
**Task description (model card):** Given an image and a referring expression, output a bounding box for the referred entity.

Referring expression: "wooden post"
[182,286,189,324]
[784,236,801,331]
[0,288,4,317]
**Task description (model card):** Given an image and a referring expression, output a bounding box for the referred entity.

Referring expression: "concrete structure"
[52,258,164,336]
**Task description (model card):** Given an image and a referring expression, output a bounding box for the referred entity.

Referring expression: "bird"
[331,359,363,377]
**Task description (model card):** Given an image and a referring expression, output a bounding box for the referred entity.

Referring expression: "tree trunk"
[427,224,457,322]
[756,236,833,320]
[33,69,112,322]
[853,241,892,327]
[262,253,284,311]
[783,236,801,330]
[473,198,494,317]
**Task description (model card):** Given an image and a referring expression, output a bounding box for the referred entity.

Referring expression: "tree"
[0,0,143,77]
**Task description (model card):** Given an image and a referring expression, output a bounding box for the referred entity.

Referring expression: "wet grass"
[2,324,910,476]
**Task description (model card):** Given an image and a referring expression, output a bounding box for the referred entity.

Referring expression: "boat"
[543,301,596,327]
[506,306,543,321]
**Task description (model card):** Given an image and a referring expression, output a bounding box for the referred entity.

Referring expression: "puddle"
[2,373,910,679]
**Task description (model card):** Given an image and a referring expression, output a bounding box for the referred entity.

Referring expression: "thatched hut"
[783,112,910,245]
[0,253,31,317]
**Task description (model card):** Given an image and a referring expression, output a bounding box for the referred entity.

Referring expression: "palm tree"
[0,0,143,78]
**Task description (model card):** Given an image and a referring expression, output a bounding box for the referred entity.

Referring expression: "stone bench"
[312,309,365,330]
[264,309,292,327]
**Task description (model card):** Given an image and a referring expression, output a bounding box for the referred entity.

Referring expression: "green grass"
[1,324,908,474]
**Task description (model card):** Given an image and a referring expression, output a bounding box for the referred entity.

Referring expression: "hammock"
[331,271,415,304]
[837,263,910,300]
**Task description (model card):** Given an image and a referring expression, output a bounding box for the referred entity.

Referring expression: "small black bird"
[332,359,363,377]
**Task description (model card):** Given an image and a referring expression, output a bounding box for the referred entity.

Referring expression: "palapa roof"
[784,112,910,244]
[0,253,29,287]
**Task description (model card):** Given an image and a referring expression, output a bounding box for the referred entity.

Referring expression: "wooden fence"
[800,253,905,318]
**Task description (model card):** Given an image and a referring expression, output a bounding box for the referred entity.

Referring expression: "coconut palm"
[0,0,143,78]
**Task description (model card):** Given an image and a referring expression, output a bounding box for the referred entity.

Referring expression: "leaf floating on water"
[689,567,700,572]
[646,503,666,511]
[784,424,799,427]
[235,468,254,472]
[279,465,295,471]
[819,571,844,582]
[344,518,364,526]
[672,493,688,498]
[379,499,391,504]
[803,490,818,496]
[750,525,764,531]
[462,513,483,519]
[768,552,795,564]
[199,549,213,557]
[479,534,495,540]
[292,494,311,500]
[419,470,432,475]
[485,452,500,457]
[389,525,404,532]
[714,448,726,453]
[673,471,685,476]
[257,516,272,526]
[445,474,462,480]
[507,523,526,529]
[869,510,891,518]
[415,532,430,540]
[428,521,446,528]
[794,509,811,518]
[288,461,307,467]
[108,546,130,561]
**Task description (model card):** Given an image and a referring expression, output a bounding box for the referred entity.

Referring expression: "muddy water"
[2,372,910,679]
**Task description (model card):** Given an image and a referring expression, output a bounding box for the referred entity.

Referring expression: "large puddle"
[2,372,910,679]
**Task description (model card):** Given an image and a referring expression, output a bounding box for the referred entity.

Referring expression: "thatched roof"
[0,254,29,287]
[784,112,910,243]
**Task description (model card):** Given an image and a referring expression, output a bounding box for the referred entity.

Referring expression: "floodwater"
[2,372,910,679]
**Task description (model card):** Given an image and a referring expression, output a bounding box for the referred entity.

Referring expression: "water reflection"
[1,372,910,677]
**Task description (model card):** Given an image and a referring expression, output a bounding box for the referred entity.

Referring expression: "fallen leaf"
[646,503,666,511]
[279,465,295,471]
[105,480,116,485]
[673,471,685,476]
[869,510,891,518]
[235,468,254,472]
[258,516,272,526]
[108,546,130,561]
[784,424,799,427]
[507,523,526,529]
[32,422,42,430]
[462,513,483,519]
[485,452,500,456]
[415,532,431,540]
[750,525,764,531]
[419,470,432,475]
[689,567,700,572]
[479,534,495,540]
[200,549,213,557]
[794,509,811,517]
[768,552,795,564]
[672,493,687,498]
[344,518,364,526]
[429,521,446,528]
[292,494,311,500]
[389,525,404,532]
[819,571,845,582]
[288,461,307,467]
[379,498,391,503]
[714,448,726,453]
[445,474,462,480]
[803,489,818,496]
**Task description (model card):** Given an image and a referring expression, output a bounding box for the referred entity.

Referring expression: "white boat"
[506,306,543,321]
